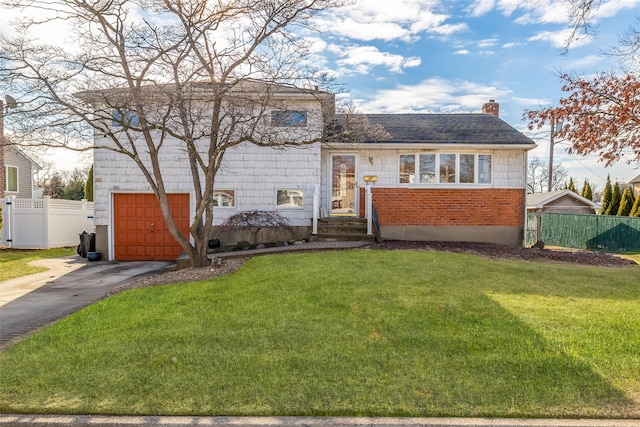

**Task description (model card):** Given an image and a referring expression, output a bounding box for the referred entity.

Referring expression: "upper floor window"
[111,109,140,127]
[5,166,18,192]
[399,153,491,185]
[271,110,307,127]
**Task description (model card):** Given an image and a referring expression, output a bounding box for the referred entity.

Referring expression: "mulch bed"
[370,240,637,268]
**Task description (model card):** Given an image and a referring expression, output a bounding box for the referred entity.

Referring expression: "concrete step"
[310,233,374,242]
[314,218,371,242]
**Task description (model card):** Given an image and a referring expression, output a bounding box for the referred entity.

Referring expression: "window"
[271,110,307,127]
[399,153,492,185]
[460,154,475,183]
[5,166,18,192]
[399,155,415,184]
[212,190,235,207]
[111,109,140,127]
[439,154,456,183]
[419,154,435,183]
[277,189,304,207]
[478,155,492,184]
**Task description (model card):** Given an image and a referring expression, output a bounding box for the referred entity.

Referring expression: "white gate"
[0,197,94,249]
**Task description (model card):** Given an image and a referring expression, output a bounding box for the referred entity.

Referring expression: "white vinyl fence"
[1,196,94,249]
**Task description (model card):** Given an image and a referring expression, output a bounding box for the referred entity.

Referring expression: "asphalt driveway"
[0,256,169,348]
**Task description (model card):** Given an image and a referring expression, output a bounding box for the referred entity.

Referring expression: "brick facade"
[360,187,525,227]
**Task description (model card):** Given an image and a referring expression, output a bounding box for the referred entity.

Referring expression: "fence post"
[6,196,16,248]
[43,196,51,249]
[536,210,542,244]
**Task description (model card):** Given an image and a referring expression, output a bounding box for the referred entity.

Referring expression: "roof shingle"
[336,113,535,145]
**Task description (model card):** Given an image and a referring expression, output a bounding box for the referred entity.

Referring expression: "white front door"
[330,155,357,215]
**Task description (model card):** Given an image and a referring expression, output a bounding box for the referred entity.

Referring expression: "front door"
[330,155,357,215]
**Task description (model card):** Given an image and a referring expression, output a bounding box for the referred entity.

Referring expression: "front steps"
[310,217,374,242]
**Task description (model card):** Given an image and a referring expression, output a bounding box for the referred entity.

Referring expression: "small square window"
[212,190,235,207]
[277,189,304,207]
[271,110,307,127]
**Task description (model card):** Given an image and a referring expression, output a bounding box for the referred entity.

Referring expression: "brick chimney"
[482,99,499,117]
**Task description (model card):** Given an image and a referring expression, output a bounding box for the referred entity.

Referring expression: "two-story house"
[87,83,535,261]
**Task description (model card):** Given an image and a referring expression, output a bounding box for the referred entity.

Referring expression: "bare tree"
[528,157,569,193]
[565,0,640,66]
[0,0,347,267]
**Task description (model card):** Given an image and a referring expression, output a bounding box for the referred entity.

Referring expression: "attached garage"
[113,193,190,261]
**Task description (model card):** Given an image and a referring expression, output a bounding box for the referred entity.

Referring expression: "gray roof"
[629,174,640,184]
[360,114,535,145]
[526,190,598,209]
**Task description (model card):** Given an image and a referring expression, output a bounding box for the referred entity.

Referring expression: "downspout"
[312,184,319,235]
[366,184,372,235]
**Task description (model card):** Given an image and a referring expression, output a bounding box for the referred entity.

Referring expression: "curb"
[1,415,639,427]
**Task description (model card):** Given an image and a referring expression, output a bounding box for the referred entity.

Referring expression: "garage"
[113,193,190,261]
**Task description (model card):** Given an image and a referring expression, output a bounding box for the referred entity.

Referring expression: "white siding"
[93,98,325,228]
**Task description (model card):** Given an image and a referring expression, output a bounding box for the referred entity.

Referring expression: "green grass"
[619,251,640,264]
[0,247,76,281]
[0,250,639,418]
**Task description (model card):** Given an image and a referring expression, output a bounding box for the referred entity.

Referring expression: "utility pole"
[547,117,555,193]
[547,116,562,193]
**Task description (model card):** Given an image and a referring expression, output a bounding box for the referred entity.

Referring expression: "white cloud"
[454,49,470,55]
[565,54,605,69]
[468,0,569,23]
[478,38,499,48]
[593,0,640,20]
[528,29,594,49]
[316,0,467,42]
[510,2,569,25]
[332,45,421,74]
[502,42,524,48]
[351,78,512,114]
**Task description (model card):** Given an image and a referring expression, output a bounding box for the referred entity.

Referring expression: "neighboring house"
[91,88,536,261]
[527,190,598,215]
[630,174,640,198]
[1,99,42,199]
[2,145,42,199]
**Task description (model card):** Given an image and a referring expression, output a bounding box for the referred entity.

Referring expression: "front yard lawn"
[0,247,75,281]
[0,249,639,418]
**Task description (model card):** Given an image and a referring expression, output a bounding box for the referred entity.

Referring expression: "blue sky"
[2,0,639,190]
[309,0,640,191]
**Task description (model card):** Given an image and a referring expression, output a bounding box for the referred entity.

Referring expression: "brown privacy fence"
[526,212,640,252]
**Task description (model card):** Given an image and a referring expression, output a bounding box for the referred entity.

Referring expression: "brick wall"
[361,187,525,227]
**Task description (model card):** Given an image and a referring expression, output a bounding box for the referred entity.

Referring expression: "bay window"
[399,153,491,185]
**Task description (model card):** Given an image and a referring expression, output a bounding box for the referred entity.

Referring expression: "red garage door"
[113,193,190,261]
